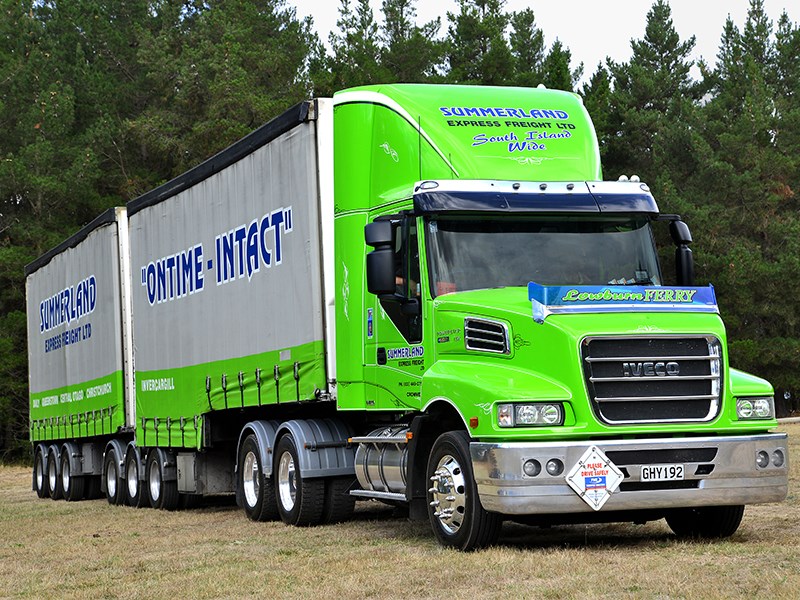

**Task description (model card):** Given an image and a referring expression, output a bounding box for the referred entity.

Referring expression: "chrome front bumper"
[471,433,789,515]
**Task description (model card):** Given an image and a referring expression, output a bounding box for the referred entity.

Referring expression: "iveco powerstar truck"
[27,84,788,550]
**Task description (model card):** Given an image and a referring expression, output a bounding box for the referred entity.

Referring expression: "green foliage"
[321,0,389,92]
[580,63,612,164]
[445,0,513,85]
[380,0,444,83]
[2,0,800,456]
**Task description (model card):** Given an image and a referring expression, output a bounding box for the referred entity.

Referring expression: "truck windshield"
[425,216,661,296]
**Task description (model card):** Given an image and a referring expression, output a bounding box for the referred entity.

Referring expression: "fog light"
[756,450,770,468]
[772,449,785,468]
[523,459,541,477]
[546,458,564,476]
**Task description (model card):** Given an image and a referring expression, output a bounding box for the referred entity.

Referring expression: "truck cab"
[333,85,788,549]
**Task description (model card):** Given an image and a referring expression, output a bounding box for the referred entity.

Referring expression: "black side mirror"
[365,221,396,296]
[669,220,694,286]
[669,220,693,245]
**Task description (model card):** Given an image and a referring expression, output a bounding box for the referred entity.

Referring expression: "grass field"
[1,424,797,599]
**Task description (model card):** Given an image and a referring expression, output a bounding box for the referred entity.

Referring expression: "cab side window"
[381,220,421,343]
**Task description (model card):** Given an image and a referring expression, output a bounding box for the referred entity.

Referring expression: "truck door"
[364,216,426,410]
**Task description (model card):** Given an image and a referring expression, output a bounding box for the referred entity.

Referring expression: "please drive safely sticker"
[566,446,624,510]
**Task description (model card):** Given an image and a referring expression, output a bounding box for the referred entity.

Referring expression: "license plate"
[640,464,684,481]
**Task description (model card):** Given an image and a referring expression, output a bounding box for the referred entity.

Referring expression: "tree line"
[1,0,798,458]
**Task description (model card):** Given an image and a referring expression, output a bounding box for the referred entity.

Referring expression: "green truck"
[27,84,788,550]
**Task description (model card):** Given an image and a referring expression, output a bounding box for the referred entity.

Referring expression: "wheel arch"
[60,441,83,477]
[407,399,470,518]
[146,446,177,482]
[101,439,127,493]
[235,420,279,508]
[274,418,355,479]
[236,420,280,479]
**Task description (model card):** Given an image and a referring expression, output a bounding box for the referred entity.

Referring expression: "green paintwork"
[134,340,326,449]
[29,371,125,442]
[333,83,601,214]
[332,83,776,441]
[424,287,774,441]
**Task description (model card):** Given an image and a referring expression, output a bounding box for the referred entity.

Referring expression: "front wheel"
[665,505,745,539]
[426,431,502,551]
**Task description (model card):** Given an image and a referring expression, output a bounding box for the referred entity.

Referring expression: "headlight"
[497,403,564,427]
[736,396,775,420]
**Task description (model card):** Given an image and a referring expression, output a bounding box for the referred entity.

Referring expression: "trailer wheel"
[103,447,124,505]
[274,434,324,526]
[321,477,356,524]
[426,431,501,551]
[124,450,146,508]
[34,446,49,498]
[665,505,745,539]
[47,446,63,500]
[146,449,178,510]
[61,450,85,501]
[238,434,278,521]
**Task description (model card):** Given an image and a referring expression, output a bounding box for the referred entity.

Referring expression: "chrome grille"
[464,318,509,354]
[582,336,721,424]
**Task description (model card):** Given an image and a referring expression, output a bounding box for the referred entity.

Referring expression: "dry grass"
[1,424,798,600]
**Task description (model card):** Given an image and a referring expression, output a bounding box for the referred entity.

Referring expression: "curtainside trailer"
[27,84,788,550]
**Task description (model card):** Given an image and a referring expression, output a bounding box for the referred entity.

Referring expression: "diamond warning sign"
[565,446,624,510]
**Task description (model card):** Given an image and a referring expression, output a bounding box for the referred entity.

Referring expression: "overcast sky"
[289,0,793,85]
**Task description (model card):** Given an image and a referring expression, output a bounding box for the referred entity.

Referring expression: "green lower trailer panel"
[135,340,327,449]
[29,371,126,442]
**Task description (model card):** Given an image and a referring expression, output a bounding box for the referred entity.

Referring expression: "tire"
[84,476,103,499]
[124,450,146,508]
[47,446,63,500]
[274,434,324,526]
[238,434,278,521]
[321,477,356,524]
[103,447,124,505]
[61,449,85,502]
[146,449,178,510]
[427,431,502,551]
[34,447,49,499]
[665,505,745,539]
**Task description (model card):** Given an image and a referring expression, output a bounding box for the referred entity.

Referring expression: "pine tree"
[581,63,612,162]
[380,0,444,82]
[605,0,698,180]
[690,1,800,398]
[445,0,513,85]
[128,0,316,181]
[325,0,390,90]
[509,8,544,87]
[540,39,582,91]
